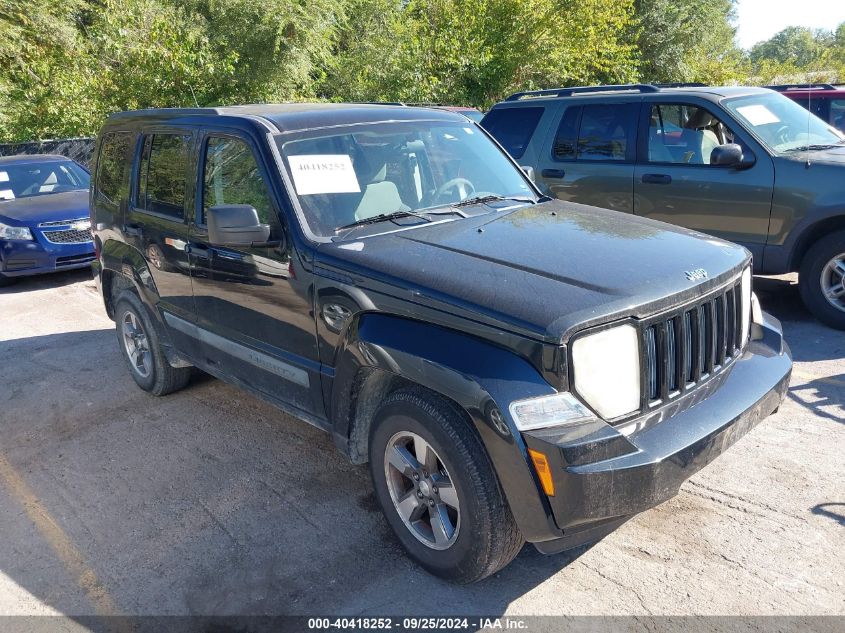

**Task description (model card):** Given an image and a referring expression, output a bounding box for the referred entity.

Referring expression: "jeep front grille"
[642,279,745,409]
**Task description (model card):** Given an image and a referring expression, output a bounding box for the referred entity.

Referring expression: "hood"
[316,200,750,343]
[0,190,89,225]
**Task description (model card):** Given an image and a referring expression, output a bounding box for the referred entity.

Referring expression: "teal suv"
[483,84,845,329]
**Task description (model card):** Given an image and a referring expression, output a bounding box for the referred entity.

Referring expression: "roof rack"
[107,107,220,119]
[652,82,707,88]
[767,83,836,91]
[349,101,407,106]
[505,84,660,101]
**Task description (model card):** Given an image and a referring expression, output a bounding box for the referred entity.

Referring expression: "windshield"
[723,92,845,154]
[0,159,89,201]
[275,120,534,238]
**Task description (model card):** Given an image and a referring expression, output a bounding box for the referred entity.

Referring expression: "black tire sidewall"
[369,397,493,580]
[800,232,845,330]
[114,293,159,391]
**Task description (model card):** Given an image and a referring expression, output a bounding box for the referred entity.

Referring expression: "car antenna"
[188,84,200,108]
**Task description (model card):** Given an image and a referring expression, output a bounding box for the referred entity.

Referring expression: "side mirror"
[710,143,746,168]
[521,165,536,182]
[207,205,271,247]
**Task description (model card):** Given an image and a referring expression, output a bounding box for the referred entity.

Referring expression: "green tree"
[324,0,638,108]
[746,24,845,84]
[0,0,87,139]
[632,0,743,84]
[749,26,828,68]
[183,0,345,103]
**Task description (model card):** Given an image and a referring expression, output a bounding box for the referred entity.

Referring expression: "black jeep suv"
[91,104,791,583]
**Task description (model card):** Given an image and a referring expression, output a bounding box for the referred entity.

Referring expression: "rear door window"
[481,107,544,159]
[136,133,191,219]
[552,106,580,160]
[552,103,637,162]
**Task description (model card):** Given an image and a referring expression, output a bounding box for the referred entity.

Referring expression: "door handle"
[641,173,672,185]
[541,168,566,179]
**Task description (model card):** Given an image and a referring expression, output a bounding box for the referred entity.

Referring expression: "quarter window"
[136,133,191,218]
[552,103,638,162]
[96,132,132,203]
[481,107,544,159]
[202,137,274,225]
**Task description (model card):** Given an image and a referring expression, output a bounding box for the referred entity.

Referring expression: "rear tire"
[369,387,523,583]
[114,291,192,395]
[799,230,845,330]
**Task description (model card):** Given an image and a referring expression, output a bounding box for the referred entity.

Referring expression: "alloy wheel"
[820,252,845,313]
[383,431,460,550]
[121,310,152,378]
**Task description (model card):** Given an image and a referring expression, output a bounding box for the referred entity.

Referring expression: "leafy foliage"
[632,0,743,84]
[748,24,845,84]
[323,0,638,107]
[1,0,843,142]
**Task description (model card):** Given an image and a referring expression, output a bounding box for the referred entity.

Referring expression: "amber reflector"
[528,449,555,497]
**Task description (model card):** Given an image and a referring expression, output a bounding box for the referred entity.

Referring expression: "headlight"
[751,292,763,325]
[571,323,640,420]
[741,266,752,344]
[509,392,594,432]
[0,222,33,241]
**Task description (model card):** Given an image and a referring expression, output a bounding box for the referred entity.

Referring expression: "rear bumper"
[523,312,791,552]
[0,238,94,277]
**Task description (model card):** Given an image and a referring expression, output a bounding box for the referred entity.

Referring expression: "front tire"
[369,388,523,583]
[114,291,192,395]
[799,230,845,330]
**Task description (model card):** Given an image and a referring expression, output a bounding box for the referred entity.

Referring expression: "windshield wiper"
[783,144,841,152]
[335,210,432,233]
[452,194,537,208]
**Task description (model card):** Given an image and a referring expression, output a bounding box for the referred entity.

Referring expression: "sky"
[735,0,845,49]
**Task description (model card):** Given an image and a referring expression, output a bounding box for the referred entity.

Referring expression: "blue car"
[0,154,93,286]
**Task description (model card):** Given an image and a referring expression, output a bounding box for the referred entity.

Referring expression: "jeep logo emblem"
[685,268,708,281]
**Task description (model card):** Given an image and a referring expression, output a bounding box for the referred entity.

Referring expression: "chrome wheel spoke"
[833,258,845,278]
[387,445,421,478]
[825,285,845,300]
[413,435,437,473]
[432,475,459,510]
[429,503,455,546]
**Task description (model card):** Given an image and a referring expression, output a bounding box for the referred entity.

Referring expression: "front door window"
[647,104,747,165]
[202,136,276,226]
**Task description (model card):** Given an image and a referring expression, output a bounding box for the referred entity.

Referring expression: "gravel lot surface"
[0,269,842,619]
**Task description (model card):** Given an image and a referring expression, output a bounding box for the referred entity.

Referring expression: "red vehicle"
[768,84,845,132]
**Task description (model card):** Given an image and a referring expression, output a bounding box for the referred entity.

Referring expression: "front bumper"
[523,311,791,552]
[0,236,95,278]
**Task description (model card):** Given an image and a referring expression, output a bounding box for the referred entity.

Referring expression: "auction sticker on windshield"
[736,104,780,126]
[288,154,361,195]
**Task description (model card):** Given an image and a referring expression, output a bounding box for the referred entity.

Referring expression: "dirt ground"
[0,269,842,620]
